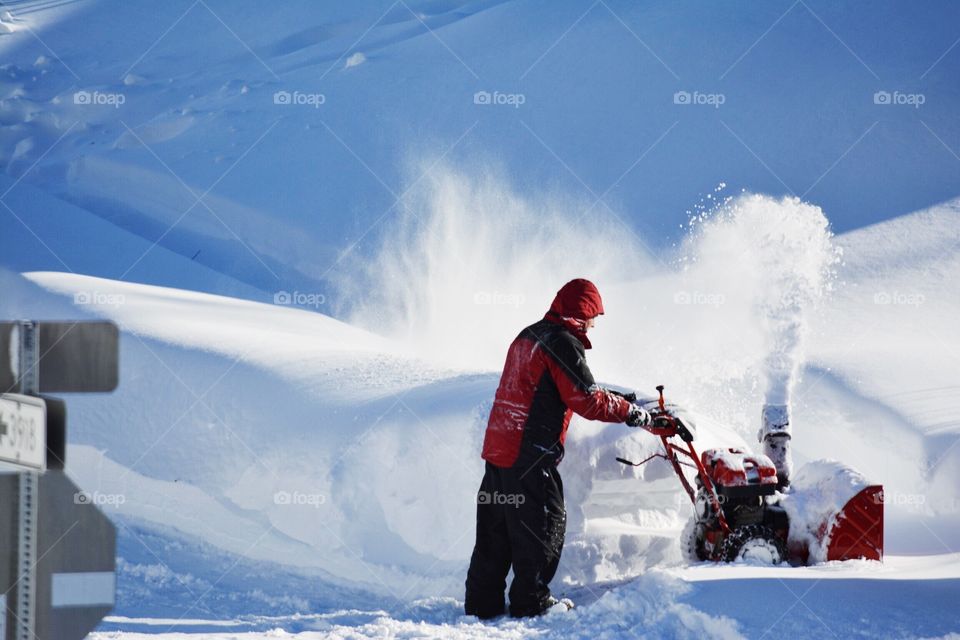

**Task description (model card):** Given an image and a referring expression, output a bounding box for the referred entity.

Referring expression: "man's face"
[584,316,596,331]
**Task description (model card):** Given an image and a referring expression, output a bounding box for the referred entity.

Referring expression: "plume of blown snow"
[339,162,839,437]
[589,192,840,433]
[687,194,840,407]
[337,162,656,371]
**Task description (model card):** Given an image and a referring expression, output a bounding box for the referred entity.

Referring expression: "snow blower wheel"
[721,524,787,564]
[681,517,709,562]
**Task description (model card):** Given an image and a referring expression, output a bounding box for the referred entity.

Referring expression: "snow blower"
[616,385,884,565]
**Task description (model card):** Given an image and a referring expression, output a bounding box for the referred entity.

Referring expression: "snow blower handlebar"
[617,385,732,535]
[642,385,695,442]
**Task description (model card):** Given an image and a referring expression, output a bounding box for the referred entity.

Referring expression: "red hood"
[544,278,604,349]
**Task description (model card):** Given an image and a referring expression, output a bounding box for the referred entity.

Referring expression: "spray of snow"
[342,168,840,437]
[681,193,839,402]
[337,162,655,371]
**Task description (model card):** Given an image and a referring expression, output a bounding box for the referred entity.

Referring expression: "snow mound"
[781,459,872,563]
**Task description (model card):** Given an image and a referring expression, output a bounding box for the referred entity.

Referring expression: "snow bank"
[24,270,459,402]
[0,10,19,33]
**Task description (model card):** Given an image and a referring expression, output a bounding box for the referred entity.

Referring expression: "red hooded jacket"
[480,279,631,469]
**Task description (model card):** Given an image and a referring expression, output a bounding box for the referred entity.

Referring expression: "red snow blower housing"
[617,386,884,565]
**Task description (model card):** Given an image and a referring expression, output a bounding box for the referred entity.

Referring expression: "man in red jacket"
[464,278,650,619]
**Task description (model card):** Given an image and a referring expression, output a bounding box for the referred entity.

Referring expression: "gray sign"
[1,471,116,639]
[0,322,119,393]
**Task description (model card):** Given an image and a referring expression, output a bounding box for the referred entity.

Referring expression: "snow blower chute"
[617,386,883,565]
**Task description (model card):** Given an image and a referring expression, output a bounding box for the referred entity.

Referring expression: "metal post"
[14,321,38,640]
[15,322,38,397]
[14,473,36,640]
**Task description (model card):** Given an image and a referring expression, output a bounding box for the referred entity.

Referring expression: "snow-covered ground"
[1,0,958,638]
[86,555,960,638]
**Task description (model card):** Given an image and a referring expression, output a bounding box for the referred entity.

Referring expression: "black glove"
[607,389,638,403]
[625,405,651,427]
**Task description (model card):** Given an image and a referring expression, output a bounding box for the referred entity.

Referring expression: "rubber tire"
[680,517,709,562]
[721,524,787,564]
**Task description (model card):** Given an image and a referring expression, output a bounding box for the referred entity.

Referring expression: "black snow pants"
[464,461,566,618]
